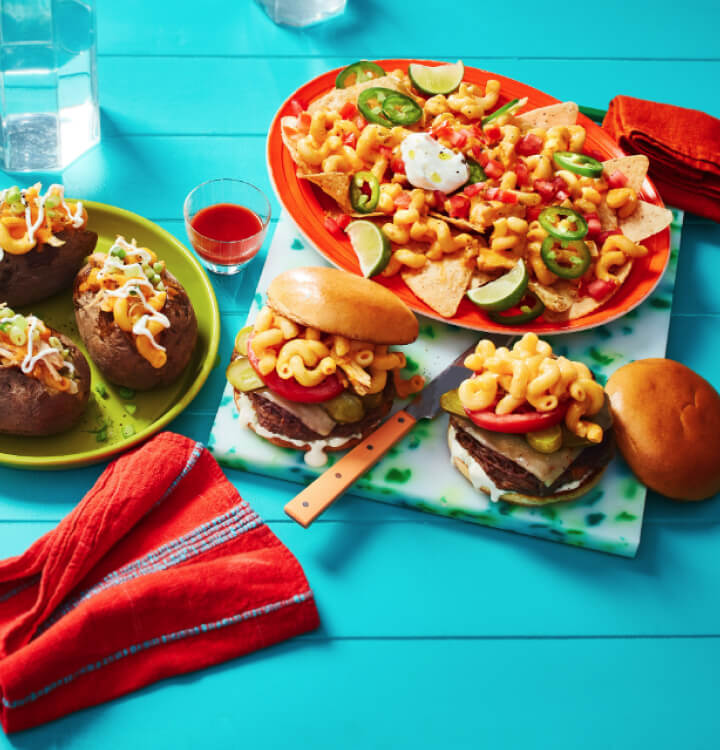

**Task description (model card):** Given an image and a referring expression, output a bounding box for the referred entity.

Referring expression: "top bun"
[267,266,419,345]
[606,358,720,501]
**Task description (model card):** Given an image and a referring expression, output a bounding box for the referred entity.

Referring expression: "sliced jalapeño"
[540,237,591,279]
[538,206,588,241]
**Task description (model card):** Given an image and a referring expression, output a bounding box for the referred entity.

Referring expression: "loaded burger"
[442,333,613,506]
[227,266,425,467]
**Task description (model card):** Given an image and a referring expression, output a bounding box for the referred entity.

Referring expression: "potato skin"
[0,229,98,307]
[73,265,198,390]
[0,332,91,436]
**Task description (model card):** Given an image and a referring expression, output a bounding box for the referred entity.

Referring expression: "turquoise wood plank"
[96,57,720,137]
[96,0,720,62]
[672,222,720,315]
[1,637,718,749]
[3,519,720,637]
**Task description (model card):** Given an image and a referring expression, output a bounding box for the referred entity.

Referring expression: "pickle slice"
[440,389,466,417]
[226,357,264,392]
[321,391,365,423]
[526,424,563,454]
[234,325,253,356]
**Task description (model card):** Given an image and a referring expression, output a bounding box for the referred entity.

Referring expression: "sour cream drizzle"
[7,314,75,376]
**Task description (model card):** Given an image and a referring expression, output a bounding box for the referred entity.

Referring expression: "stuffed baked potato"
[0,184,98,307]
[0,304,91,436]
[73,236,198,390]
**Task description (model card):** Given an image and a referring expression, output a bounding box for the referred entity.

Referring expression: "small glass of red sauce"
[183,178,271,275]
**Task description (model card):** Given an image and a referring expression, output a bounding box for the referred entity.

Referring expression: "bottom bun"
[449,430,607,507]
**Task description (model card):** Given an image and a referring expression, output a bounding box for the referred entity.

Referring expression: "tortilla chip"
[619,200,673,243]
[528,280,576,313]
[307,75,409,115]
[303,173,353,212]
[402,252,473,318]
[516,102,578,130]
[430,212,485,234]
[280,115,306,167]
[602,155,649,193]
[597,201,618,231]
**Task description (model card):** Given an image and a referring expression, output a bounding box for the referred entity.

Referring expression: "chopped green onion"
[10,203,25,216]
[156,281,165,292]
[153,262,164,274]
[0,307,13,320]
[6,186,21,203]
[117,386,136,399]
[9,326,26,346]
[95,384,109,399]
[96,428,108,443]
[45,195,60,209]
[122,424,136,438]
[48,335,61,348]
[124,404,137,415]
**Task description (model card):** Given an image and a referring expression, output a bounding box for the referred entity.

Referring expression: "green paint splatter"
[407,433,421,450]
[385,467,411,483]
[625,308,639,319]
[539,506,557,520]
[582,489,604,506]
[615,511,637,522]
[404,355,420,373]
[649,296,672,309]
[621,478,640,499]
[440,496,448,504]
[594,326,612,340]
[622,326,633,335]
[387,445,400,458]
[291,239,304,250]
[588,346,620,366]
[586,512,605,526]
[221,395,232,406]
[566,529,584,536]
[419,324,436,339]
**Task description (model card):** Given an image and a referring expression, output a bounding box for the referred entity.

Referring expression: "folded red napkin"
[603,95,720,222]
[0,432,319,733]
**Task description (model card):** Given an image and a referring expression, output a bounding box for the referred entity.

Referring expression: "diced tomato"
[466,401,569,434]
[586,279,617,301]
[476,151,490,167]
[354,116,367,131]
[463,182,485,198]
[585,215,602,239]
[379,145,393,160]
[448,194,470,219]
[485,187,517,204]
[288,99,304,116]
[324,216,341,236]
[470,144,485,161]
[526,205,544,222]
[471,124,486,140]
[343,132,357,148]
[597,228,623,246]
[434,190,448,207]
[247,335,344,404]
[607,170,629,189]
[431,124,452,141]
[484,158,504,179]
[394,191,412,208]
[390,156,405,174]
[534,180,557,202]
[516,133,543,156]
[336,213,351,230]
[514,161,529,186]
[340,101,357,120]
[484,125,502,143]
[555,189,570,202]
[450,129,468,149]
[551,176,567,193]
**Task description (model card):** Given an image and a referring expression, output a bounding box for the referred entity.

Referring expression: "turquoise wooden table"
[1,1,719,746]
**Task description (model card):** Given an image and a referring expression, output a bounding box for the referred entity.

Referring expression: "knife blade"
[283,339,513,528]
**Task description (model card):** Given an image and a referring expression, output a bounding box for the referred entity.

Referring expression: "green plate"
[0,201,220,470]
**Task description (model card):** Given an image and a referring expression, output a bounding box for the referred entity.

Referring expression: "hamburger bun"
[448,428,607,507]
[606,358,720,501]
[245,421,364,454]
[267,266,418,344]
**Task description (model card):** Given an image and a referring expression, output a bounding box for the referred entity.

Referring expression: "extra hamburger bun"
[606,358,720,501]
[267,266,418,344]
[447,427,608,507]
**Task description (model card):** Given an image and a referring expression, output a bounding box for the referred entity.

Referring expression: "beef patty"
[450,415,614,497]
[248,384,394,443]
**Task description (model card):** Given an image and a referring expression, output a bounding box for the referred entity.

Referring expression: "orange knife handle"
[283,410,417,528]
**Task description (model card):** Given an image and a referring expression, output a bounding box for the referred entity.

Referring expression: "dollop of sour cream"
[400,133,469,193]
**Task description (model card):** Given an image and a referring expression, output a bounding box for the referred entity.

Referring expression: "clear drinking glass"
[184,178,271,277]
[257,0,347,27]
[0,0,100,172]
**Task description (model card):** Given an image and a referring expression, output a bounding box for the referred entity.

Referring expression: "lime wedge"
[346,220,391,277]
[466,259,529,311]
[408,61,464,96]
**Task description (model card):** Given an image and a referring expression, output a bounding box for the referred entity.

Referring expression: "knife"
[283,357,471,528]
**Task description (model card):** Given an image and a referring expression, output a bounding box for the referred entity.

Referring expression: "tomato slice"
[246,334,344,403]
[465,402,569,434]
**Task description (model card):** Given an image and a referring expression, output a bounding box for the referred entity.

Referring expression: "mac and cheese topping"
[459,333,605,443]
[0,303,78,394]
[78,237,171,369]
[250,305,424,398]
[0,183,87,261]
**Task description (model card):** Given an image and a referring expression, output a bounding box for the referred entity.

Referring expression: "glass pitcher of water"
[0,0,100,172]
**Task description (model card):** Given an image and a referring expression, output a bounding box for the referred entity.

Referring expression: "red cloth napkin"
[603,95,720,222]
[0,432,319,733]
